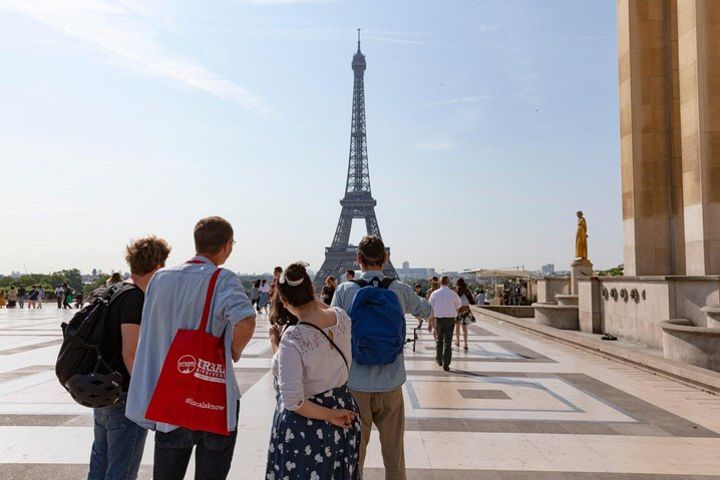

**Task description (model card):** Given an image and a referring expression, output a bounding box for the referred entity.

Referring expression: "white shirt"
[428,286,461,318]
[272,307,351,411]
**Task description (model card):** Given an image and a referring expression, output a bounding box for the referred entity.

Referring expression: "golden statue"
[575,211,588,259]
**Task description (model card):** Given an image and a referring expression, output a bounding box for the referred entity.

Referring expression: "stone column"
[618,0,685,276]
[677,0,720,275]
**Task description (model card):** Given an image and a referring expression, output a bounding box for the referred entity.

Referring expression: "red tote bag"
[145,268,230,435]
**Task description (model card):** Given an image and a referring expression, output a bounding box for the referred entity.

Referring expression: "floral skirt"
[456,309,476,325]
[265,382,361,480]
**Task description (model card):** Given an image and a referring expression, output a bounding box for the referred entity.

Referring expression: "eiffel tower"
[315,30,398,285]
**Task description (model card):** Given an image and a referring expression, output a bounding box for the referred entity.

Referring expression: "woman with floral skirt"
[266,262,360,480]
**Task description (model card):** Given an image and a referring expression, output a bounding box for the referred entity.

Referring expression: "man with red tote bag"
[126,217,256,480]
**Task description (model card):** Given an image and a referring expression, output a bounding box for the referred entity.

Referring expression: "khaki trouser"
[349,388,406,480]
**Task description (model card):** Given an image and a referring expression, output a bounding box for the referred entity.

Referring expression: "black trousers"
[435,317,455,368]
[153,426,238,480]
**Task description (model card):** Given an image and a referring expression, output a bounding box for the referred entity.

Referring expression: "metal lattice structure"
[315,31,398,285]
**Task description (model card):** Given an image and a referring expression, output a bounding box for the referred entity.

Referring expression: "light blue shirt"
[126,256,256,433]
[331,270,433,392]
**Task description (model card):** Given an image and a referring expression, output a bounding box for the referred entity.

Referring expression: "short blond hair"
[125,236,171,275]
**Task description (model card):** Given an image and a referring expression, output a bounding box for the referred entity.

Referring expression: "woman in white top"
[454,278,476,351]
[266,262,360,480]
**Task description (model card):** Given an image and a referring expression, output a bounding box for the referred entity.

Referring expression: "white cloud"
[0,0,270,116]
[416,141,455,151]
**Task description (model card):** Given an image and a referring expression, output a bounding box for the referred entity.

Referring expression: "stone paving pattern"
[1,307,720,478]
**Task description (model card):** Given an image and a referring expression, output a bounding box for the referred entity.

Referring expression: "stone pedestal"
[571,258,593,295]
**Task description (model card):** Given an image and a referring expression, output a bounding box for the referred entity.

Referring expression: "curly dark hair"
[125,236,171,275]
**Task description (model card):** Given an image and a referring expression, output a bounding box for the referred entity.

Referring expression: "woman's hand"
[325,408,357,429]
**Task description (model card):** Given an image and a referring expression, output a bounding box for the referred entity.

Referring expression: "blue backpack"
[348,277,406,366]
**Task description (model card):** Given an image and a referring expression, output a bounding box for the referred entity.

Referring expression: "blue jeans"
[88,395,148,480]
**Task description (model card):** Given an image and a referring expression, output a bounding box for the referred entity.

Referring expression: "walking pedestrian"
[258,279,270,313]
[28,286,38,309]
[87,236,171,480]
[474,288,486,306]
[62,283,74,309]
[250,279,261,311]
[17,285,26,309]
[428,276,461,372]
[454,278,476,351]
[38,285,45,309]
[345,269,355,282]
[55,285,64,308]
[320,275,336,305]
[266,262,360,480]
[126,216,256,480]
[7,287,17,309]
[332,235,433,480]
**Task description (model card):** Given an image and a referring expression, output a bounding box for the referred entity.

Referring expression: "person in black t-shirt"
[320,275,336,305]
[88,236,171,480]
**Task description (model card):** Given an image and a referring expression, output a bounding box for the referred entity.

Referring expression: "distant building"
[541,264,555,275]
[397,261,436,279]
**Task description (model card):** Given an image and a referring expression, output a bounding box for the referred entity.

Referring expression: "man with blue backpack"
[332,235,433,480]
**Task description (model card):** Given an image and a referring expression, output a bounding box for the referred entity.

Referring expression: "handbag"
[459,309,476,323]
[145,268,230,435]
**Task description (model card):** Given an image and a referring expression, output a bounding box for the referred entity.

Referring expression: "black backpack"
[55,283,136,388]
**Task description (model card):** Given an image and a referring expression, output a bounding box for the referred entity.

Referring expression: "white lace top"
[271,307,352,411]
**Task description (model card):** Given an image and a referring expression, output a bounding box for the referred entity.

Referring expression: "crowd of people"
[0,285,47,309]
[55,215,487,480]
[0,283,91,310]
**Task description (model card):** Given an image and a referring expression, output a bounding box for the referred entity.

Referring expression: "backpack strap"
[298,322,349,371]
[352,277,395,289]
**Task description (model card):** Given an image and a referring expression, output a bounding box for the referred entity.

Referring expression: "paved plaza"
[1,306,720,479]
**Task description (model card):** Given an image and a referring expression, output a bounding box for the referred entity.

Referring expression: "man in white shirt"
[428,276,461,371]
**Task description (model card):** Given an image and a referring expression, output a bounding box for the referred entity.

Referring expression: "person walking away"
[475,289,486,306]
[453,278,476,351]
[250,279,261,311]
[55,285,64,308]
[63,283,74,309]
[345,269,355,282]
[126,216,257,480]
[17,285,26,309]
[413,284,425,328]
[75,291,85,309]
[266,262,360,479]
[428,276,461,372]
[7,287,18,309]
[28,286,38,309]
[332,235,433,480]
[258,279,270,313]
[37,285,45,309]
[425,277,440,340]
[321,275,336,305]
[87,236,171,480]
[425,277,440,300]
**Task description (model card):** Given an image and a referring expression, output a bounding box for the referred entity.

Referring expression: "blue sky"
[0,0,620,275]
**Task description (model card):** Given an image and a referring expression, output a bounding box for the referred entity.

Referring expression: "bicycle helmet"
[64,371,122,408]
